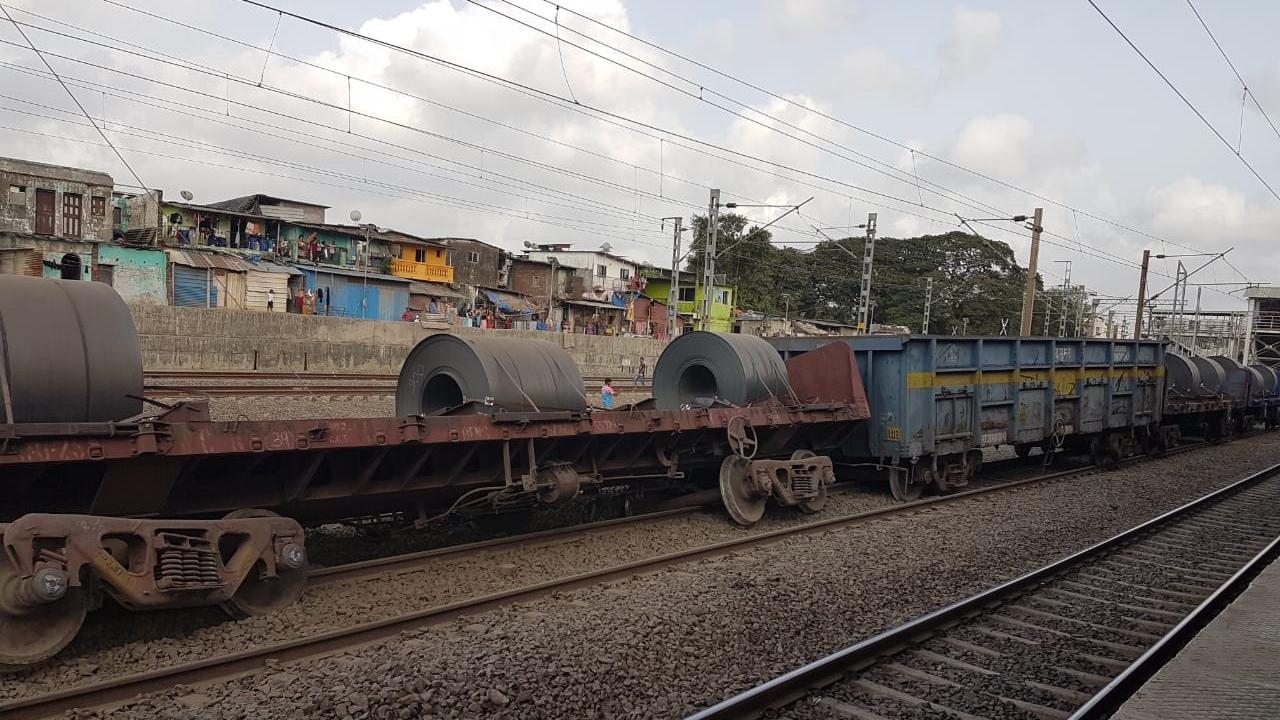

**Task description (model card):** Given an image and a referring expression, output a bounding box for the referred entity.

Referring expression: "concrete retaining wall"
[130,305,667,378]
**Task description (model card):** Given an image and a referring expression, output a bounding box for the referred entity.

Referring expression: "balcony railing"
[391,258,454,283]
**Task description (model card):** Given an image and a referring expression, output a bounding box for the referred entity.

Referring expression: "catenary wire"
[537,0,1230,258]
[1087,0,1280,203]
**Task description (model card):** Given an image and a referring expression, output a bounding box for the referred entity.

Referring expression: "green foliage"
[682,214,1042,334]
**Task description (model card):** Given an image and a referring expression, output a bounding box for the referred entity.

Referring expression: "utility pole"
[1019,207,1044,336]
[700,189,720,331]
[1107,309,1116,338]
[663,216,684,339]
[1134,249,1151,339]
[1191,286,1203,355]
[855,213,877,334]
[922,277,933,334]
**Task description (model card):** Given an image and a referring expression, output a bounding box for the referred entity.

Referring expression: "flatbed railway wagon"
[0,277,870,670]
[769,335,1166,500]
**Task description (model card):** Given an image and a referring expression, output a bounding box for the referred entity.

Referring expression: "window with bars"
[91,196,106,217]
[63,193,82,238]
[467,251,480,263]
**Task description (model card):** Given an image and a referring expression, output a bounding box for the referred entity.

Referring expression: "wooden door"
[34,189,54,235]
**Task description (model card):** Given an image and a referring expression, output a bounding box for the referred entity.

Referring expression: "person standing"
[600,378,616,410]
[266,287,275,312]
[634,357,646,386]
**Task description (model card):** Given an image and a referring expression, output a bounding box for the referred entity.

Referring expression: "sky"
[1,0,1277,319]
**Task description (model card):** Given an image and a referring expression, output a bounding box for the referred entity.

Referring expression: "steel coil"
[652,331,791,410]
[0,275,143,423]
[395,334,585,415]
[1191,356,1226,394]
[1251,364,1279,395]
[1163,353,1202,396]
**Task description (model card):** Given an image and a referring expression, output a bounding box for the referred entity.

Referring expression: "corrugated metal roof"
[409,281,470,299]
[297,263,411,284]
[165,249,256,272]
[247,259,303,275]
[562,298,624,311]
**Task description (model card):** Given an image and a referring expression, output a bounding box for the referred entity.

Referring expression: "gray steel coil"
[652,331,791,410]
[395,334,585,415]
[1163,353,1203,396]
[0,275,143,423]
[1251,364,1279,395]
[1191,356,1227,394]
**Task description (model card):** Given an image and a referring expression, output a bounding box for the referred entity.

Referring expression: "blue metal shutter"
[173,265,216,307]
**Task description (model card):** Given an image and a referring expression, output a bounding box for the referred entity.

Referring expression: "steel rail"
[686,461,1280,720]
[0,441,1215,719]
[305,447,1182,587]
[307,505,704,587]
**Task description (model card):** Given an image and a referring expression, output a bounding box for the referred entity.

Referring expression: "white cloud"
[938,6,1002,84]
[950,114,1035,179]
[838,47,925,103]
[692,18,735,60]
[767,0,861,37]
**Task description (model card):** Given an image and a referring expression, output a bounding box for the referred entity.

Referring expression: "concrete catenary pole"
[855,213,877,334]
[1019,207,1044,336]
[666,216,683,339]
[700,189,720,331]
[922,276,933,334]
[1134,249,1151,339]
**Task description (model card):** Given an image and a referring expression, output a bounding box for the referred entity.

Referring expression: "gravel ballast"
[13,434,1280,719]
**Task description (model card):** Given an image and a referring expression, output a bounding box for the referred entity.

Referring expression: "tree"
[678,217,1040,334]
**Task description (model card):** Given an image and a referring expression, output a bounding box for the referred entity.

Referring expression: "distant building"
[509,256,575,326]
[1,157,114,242]
[438,237,505,292]
[641,267,734,333]
[524,247,641,298]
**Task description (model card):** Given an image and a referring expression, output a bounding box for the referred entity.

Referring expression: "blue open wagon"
[769,335,1166,499]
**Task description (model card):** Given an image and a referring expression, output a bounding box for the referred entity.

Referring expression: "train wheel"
[719,455,766,526]
[891,467,927,502]
[0,555,89,672]
[791,450,827,514]
[219,509,309,621]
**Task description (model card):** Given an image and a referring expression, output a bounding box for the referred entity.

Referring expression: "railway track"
[0,442,1215,720]
[688,463,1280,720]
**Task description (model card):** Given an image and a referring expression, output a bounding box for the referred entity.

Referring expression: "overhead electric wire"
[0,3,148,191]
[466,0,1014,223]
[226,0,1028,237]
[0,62,669,228]
[0,6,846,243]
[1086,0,1280,203]
[1185,0,1280,146]
[541,0,1240,259]
[220,0,1202,281]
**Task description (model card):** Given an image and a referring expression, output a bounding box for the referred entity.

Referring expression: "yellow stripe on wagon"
[905,367,1163,390]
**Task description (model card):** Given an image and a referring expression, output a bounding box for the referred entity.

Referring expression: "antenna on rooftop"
[179,190,193,201]
[349,209,362,223]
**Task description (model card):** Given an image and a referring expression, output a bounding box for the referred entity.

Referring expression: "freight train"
[0,277,867,669]
[770,335,1280,499]
[1,276,1276,669]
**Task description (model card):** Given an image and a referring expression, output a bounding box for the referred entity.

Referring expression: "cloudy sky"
[1,0,1276,317]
